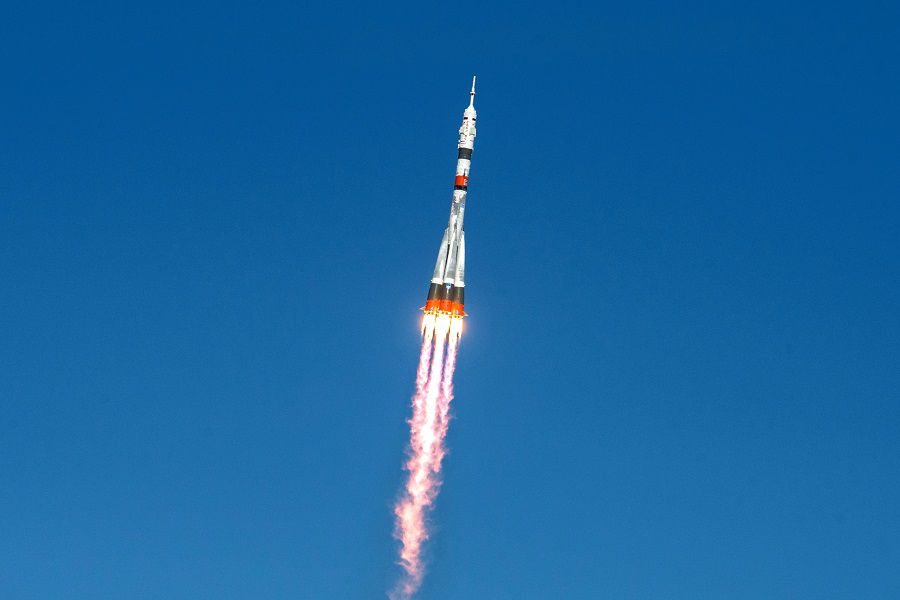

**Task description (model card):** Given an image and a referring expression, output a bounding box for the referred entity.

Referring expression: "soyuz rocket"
[423,77,477,319]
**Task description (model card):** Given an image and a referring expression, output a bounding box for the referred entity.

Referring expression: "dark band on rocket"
[448,285,464,304]
[426,282,444,300]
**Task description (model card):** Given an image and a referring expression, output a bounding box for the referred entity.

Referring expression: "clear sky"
[2,2,898,599]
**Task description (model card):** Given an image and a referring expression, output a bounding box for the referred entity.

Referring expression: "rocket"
[423,77,477,319]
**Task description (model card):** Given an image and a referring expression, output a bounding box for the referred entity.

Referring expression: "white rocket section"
[444,230,459,286]
[432,77,476,290]
[454,232,465,286]
[458,76,477,150]
[431,229,450,283]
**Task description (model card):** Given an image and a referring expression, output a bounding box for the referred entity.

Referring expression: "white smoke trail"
[434,321,461,467]
[416,315,436,395]
[391,315,461,599]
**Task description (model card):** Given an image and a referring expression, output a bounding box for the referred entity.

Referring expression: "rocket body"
[424,78,477,318]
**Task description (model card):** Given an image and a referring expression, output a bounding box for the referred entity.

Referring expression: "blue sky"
[1,2,898,598]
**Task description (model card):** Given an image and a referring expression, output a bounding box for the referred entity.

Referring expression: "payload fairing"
[423,77,477,319]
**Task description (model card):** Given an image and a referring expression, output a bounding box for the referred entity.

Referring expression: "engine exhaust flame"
[391,315,462,599]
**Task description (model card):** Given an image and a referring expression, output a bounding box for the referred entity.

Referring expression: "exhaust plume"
[391,315,462,599]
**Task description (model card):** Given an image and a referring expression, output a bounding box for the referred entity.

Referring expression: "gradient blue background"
[2,2,898,598]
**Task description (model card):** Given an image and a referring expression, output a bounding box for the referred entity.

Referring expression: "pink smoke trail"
[416,316,436,390]
[434,323,460,467]
[392,315,460,599]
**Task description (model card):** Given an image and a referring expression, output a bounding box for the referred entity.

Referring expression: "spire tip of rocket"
[469,76,476,107]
